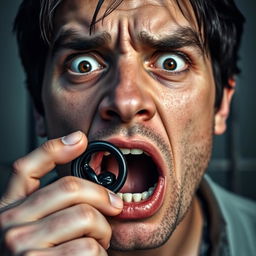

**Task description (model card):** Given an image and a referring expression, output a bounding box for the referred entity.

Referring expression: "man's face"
[41,0,218,251]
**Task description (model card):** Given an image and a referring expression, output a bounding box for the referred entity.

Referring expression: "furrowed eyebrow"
[51,29,112,56]
[138,27,204,55]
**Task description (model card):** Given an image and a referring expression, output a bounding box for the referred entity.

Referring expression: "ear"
[33,107,47,137]
[214,78,236,135]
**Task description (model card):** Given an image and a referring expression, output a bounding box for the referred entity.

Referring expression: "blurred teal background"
[0,0,255,199]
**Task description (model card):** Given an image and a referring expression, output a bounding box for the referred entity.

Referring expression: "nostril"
[105,109,119,119]
[138,110,148,116]
[99,92,156,122]
[102,108,155,122]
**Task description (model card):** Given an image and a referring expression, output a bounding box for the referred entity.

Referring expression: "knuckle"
[76,204,97,223]
[41,140,56,154]
[4,226,34,253]
[58,176,82,194]
[12,158,27,176]
[4,228,20,252]
[84,238,101,256]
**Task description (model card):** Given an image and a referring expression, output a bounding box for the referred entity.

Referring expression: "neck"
[108,196,203,256]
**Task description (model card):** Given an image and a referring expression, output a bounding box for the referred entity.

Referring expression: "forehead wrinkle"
[95,3,189,53]
[114,18,138,54]
[52,0,203,53]
[137,27,204,54]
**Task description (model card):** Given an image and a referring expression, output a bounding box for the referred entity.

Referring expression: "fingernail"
[108,192,123,209]
[61,131,83,145]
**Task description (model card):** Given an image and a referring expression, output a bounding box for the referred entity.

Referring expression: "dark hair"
[13,0,245,114]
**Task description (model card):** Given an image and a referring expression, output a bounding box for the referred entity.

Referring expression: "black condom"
[72,141,127,193]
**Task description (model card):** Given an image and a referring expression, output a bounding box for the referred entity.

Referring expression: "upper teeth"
[120,148,145,155]
[103,148,149,156]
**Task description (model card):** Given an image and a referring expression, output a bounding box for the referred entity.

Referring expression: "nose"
[99,61,156,124]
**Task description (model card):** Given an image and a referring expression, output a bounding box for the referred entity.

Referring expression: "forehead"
[53,0,198,40]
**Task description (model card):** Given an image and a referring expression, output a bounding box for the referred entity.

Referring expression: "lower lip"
[115,177,166,220]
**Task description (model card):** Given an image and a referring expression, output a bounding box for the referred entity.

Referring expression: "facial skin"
[36,0,233,254]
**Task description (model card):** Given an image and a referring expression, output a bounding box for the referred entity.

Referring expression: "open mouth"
[90,140,166,219]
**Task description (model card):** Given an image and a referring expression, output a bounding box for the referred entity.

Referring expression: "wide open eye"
[154,53,187,73]
[69,55,102,74]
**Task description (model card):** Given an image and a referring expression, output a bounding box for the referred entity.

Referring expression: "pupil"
[163,58,177,70]
[78,61,91,73]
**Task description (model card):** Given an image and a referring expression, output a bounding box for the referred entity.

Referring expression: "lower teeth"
[117,184,157,203]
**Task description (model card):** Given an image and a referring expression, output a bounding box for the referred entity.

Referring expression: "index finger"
[1,131,87,207]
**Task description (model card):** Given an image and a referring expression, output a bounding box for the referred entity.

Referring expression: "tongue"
[102,155,157,193]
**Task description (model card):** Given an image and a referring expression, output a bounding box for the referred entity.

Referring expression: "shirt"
[198,175,256,256]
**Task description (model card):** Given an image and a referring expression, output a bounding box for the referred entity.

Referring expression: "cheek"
[158,81,215,179]
[42,84,100,138]
[159,76,215,138]
[183,89,215,138]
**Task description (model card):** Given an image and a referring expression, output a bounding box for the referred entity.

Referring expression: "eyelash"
[150,51,192,73]
[59,52,108,86]
[64,52,106,71]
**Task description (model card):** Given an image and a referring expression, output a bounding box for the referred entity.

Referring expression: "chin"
[108,176,183,251]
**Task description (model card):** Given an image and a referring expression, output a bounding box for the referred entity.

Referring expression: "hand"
[0,131,123,256]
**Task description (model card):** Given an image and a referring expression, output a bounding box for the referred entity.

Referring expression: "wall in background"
[208,0,256,199]
[0,0,28,163]
[0,0,255,199]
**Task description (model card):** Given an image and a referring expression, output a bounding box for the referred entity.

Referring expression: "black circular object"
[72,141,127,193]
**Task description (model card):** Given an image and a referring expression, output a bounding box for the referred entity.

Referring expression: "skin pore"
[35,0,234,255]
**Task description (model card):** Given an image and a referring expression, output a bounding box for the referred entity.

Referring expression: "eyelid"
[152,51,191,64]
[64,52,108,75]
[64,51,98,62]
[64,52,106,66]
[148,51,191,72]
[60,52,109,86]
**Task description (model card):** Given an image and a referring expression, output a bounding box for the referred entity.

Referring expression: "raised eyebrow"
[50,29,112,56]
[138,27,204,55]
